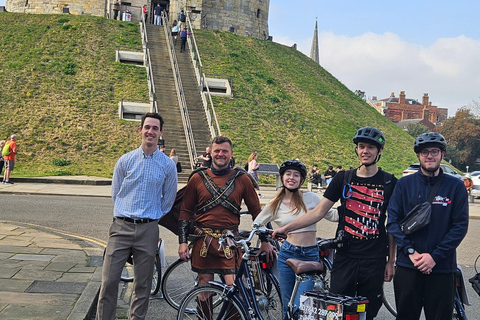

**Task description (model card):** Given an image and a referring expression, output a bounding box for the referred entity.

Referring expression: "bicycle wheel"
[162,258,224,310]
[177,284,248,320]
[162,259,198,310]
[255,270,282,320]
[382,281,397,317]
[151,254,162,296]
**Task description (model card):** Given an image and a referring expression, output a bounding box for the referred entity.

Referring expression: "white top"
[170,155,178,165]
[254,192,338,233]
[254,192,338,234]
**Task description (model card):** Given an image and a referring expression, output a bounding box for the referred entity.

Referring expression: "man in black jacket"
[387,132,469,320]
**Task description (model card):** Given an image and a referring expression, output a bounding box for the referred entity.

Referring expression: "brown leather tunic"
[179,169,261,273]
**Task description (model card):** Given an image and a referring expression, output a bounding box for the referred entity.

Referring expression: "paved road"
[2,193,479,319]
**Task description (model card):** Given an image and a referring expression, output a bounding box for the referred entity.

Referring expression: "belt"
[115,217,157,224]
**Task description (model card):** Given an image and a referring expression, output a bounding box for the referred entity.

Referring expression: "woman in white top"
[254,159,337,316]
[169,148,178,165]
[171,20,180,44]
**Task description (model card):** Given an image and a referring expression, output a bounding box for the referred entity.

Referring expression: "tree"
[406,122,429,138]
[466,99,480,118]
[438,108,480,169]
[354,90,366,100]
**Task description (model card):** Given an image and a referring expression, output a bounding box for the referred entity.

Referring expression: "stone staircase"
[146,24,212,182]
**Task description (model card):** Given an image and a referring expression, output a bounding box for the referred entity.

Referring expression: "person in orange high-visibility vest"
[3,134,17,184]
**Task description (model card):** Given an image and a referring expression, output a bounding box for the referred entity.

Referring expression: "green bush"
[52,158,72,166]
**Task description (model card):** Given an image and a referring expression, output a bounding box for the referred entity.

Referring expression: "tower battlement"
[5,0,270,39]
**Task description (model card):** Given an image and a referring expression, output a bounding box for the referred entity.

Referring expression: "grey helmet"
[414,132,447,153]
[353,126,385,149]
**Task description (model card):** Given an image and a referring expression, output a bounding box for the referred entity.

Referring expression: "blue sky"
[269,0,480,116]
[2,0,479,116]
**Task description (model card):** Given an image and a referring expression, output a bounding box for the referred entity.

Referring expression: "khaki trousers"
[96,218,158,320]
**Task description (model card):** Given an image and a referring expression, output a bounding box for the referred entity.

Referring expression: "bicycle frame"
[206,250,267,319]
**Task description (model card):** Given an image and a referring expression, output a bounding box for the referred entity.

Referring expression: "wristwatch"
[406,247,415,255]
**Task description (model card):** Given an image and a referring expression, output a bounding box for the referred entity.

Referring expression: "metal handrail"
[162,11,197,169]
[185,14,222,138]
[140,14,157,112]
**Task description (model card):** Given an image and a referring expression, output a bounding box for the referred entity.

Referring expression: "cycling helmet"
[353,126,385,149]
[279,160,307,179]
[414,132,447,153]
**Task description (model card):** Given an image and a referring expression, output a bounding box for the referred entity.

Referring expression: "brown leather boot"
[224,301,241,320]
[196,296,213,320]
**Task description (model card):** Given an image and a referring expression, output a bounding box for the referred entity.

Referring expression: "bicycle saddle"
[286,258,324,275]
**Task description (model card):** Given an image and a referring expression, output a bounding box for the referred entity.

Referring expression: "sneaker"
[4,181,14,184]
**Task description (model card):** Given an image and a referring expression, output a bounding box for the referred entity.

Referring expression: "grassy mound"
[0,13,148,177]
[194,30,417,175]
[0,13,417,178]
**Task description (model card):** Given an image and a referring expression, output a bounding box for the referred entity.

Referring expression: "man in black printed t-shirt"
[274,127,397,320]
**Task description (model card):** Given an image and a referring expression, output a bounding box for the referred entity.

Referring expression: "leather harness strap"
[195,169,243,216]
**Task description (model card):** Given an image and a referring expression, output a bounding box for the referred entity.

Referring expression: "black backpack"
[179,12,186,22]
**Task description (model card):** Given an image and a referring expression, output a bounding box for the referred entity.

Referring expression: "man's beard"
[421,163,440,173]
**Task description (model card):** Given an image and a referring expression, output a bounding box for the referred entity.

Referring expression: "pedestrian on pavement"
[307,164,322,191]
[324,165,336,186]
[247,150,263,198]
[169,148,178,165]
[112,0,121,20]
[0,140,5,178]
[96,112,177,320]
[195,146,212,167]
[178,136,262,319]
[386,132,469,320]
[273,127,397,320]
[3,135,17,185]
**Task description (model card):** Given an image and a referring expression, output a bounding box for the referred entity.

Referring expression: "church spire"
[310,18,320,64]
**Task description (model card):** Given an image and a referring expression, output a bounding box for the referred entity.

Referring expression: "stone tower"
[5,0,270,39]
[310,18,319,64]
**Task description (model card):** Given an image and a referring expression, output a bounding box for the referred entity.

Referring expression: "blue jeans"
[277,240,319,317]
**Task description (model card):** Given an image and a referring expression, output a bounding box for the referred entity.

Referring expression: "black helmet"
[279,160,307,179]
[414,132,447,153]
[353,126,385,149]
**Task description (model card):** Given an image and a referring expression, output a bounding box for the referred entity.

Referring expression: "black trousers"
[181,37,187,51]
[330,253,386,320]
[394,266,454,320]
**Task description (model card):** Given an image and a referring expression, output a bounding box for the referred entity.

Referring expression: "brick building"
[368,91,448,125]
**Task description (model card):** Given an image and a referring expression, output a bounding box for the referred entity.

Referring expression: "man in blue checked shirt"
[96,112,177,320]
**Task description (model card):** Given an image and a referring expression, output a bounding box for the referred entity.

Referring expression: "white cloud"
[274,32,480,116]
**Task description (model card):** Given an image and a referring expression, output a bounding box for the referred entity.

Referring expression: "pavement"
[0,176,479,320]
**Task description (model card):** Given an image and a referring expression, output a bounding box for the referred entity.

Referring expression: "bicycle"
[162,221,281,313]
[176,225,285,320]
[177,226,370,320]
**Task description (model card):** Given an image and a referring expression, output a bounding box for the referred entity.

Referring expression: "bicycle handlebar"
[218,225,273,254]
[317,230,346,250]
